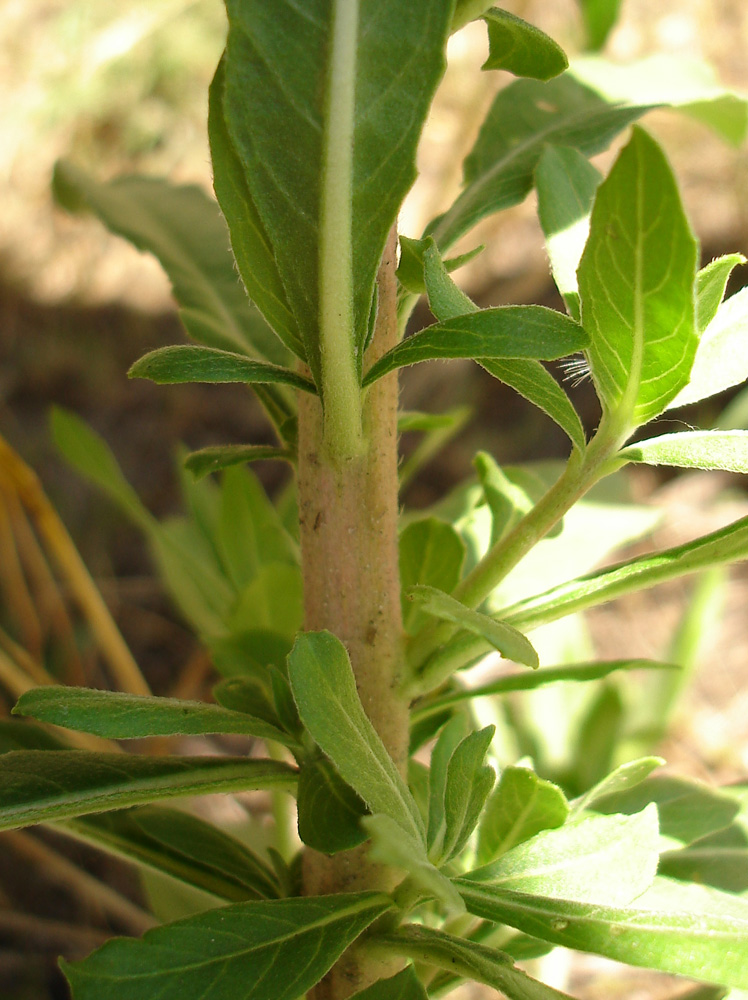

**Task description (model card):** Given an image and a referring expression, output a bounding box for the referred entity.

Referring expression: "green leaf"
[408,585,539,668]
[696,254,746,332]
[381,924,575,1000]
[500,512,748,634]
[440,726,496,862]
[421,238,476,320]
[660,829,748,896]
[465,806,659,905]
[668,287,748,409]
[297,756,368,854]
[593,774,740,849]
[397,235,483,295]
[535,145,602,320]
[399,519,466,634]
[481,9,567,81]
[364,306,588,386]
[621,430,748,474]
[427,715,469,857]
[287,631,424,844]
[67,805,281,903]
[0,750,297,831]
[185,445,293,480]
[51,407,152,531]
[570,756,664,816]
[429,74,651,251]
[13,686,296,750]
[349,967,427,1000]
[571,684,624,793]
[221,0,452,385]
[477,767,569,865]
[571,55,748,146]
[63,892,392,1000]
[208,59,304,360]
[474,455,552,548]
[456,875,748,988]
[52,161,290,365]
[578,127,698,431]
[577,0,623,50]
[363,813,464,913]
[128,345,316,393]
[480,358,587,454]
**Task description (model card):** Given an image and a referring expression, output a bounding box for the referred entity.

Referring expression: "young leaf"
[578,0,623,51]
[0,750,297,831]
[464,806,659,905]
[349,967,427,1000]
[571,54,748,146]
[62,892,392,1000]
[397,235,483,295]
[363,306,588,386]
[408,585,539,668]
[481,9,568,81]
[695,254,746,332]
[592,774,740,849]
[128,346,317,393]
[287,631,424,844]
[477,767,569,865]
[570,756,664,816]
[429,74,651,251]
[668,287,748,409]
[427,715,469,856]
[52,161,290,365]
[474,454,544,547]
[399,518,466,634]
[208,59,304,360]
[66,806,280,903]
[380,924,576,1000]
[221,0,452,386]
[440,726,496,862]
[363,813,464,913]
[534,144,602,320]
[184,444,293,480]
[578,127,698,432]
[297,756,368,854]
[13,686,296,750]
[621,430,748,474]
[456,875,748,988]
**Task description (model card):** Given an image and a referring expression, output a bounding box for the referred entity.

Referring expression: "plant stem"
[298,229,408,998]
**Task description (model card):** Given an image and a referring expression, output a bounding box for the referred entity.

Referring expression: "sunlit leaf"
[621,430,748,474]
[129,345,316,392]
[478,767,569,865]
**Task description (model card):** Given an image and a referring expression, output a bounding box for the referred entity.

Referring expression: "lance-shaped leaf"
[464,806,659,905]
[287,631,424,843]
[408,585,538,668]
[63,892,392,1000]
[380,924,575,1000]
[427,715,470,856]
[52,161,290,366]
[500,513,748,635]
[397,235,483,295]
[570,756,664,816]
[416,240,586,452]
[439,726,496,862]
[481,9,567,80]
[349,967,428,1000]
[66,805,281,903]
[621,430,748,475]
[478,767,569,865]
[221,0,452,386]
[13,686,297,750]
[185,444,293,481]
[456,875,748,988]
[129,345,316,393]
[695,254,746,332]
[535,144,602,320]
[0,750,297,832]
[571,54,748,146]
[413,660,677,723]
[429,74,651,251]
[363,307,587,386]
[578,127,698,431]
[296,755,368,854]
[668,286,748,409]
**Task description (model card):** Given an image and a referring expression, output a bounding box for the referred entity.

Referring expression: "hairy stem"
[298,229,408,998]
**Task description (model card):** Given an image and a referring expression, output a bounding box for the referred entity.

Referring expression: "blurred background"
[1,1,747,997]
